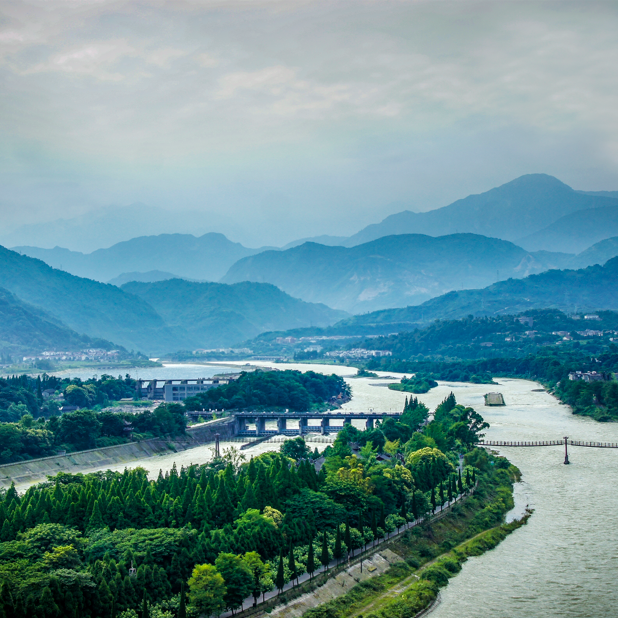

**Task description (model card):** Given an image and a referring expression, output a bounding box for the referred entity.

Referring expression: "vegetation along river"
[55,361,618,616]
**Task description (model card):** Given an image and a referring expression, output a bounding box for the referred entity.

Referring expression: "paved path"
[220,487,476,617]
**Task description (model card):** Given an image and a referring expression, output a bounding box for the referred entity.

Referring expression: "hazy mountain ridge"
[519,206,618,253]
[344,174,618,248]
[14,232,268,283]
[122,279,347,349]
[340,257,618,328]
[222,233,573,313]
[0,247,347,354]
[0,287,116,356]
[0,246,181,353]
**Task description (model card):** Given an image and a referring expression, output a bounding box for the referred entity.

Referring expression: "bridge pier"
[235,417,247,435]
[366,418,374,430]
[299,417,308,436]
[343,417,352,428]
[564,436,570,465]
[277,418,287,433]
[255,418,266,436]
[321,417,329,435]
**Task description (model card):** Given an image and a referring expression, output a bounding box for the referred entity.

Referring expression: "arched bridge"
[480,437,618,464]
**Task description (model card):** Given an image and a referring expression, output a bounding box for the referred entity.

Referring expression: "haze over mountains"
[122,280,346,349]
[15,233,266,283]
[0,248,345,355]
[340,257,618,330]
[6,173,618,356]
[0,287,114,357]
[223,233,571,313]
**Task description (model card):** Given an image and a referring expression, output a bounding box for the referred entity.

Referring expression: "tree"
[275,553,285,593]
[57,409,101,450]
[280,437,311,461]
[178,582,187,618]
[333,526,343,563]
[320,533,330,570]
[430,487,436,513]
[307,538,316,579]
[457,470,464,494]
[288,543,297,585]
[214,553,253,613]
[141,594,149,618]
[344,520,351,557]
[187,564,226,617]
[243,551,271,606]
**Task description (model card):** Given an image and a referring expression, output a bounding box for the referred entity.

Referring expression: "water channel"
[53,361,618,616]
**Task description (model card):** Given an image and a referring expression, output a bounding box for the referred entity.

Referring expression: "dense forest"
[359,309,618,361]
[183,370,350,412]
[0,393,505,617]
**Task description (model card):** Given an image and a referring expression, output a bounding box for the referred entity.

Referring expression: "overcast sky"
[1,0,617,246]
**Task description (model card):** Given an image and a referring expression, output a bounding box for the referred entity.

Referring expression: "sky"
[1,0,618,248]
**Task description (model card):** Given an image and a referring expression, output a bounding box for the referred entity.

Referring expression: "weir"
[192,411,403,437]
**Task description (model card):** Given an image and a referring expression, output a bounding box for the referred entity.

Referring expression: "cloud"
[0,0,617,245]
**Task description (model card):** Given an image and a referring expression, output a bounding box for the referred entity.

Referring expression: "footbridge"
[480,437,618,464]
[220,411,402,437]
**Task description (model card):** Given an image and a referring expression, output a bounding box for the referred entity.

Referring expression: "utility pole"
[564,436,569,465]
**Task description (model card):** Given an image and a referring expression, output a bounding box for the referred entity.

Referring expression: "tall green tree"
[320,533,330,570]
[333,526,343,563]
[307,538,316,579]
[275,554,285,593]
[187,564,226,618]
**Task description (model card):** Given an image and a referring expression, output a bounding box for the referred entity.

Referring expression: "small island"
[389,373,439,394]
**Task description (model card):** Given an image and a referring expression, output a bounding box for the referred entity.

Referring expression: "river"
[52,361,618,616]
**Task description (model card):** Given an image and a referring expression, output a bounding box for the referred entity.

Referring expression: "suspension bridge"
[480,437,618,464]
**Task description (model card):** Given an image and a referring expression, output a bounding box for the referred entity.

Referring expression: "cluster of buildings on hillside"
[568,371,609,383]
[22,349,120,362]
[192,348,253,355]
[325,349,392,359]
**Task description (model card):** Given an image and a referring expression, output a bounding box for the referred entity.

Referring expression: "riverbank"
[288,459,524,618]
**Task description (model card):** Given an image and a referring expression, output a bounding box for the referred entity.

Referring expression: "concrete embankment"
[0,439,196,489]
[0,416,237,489]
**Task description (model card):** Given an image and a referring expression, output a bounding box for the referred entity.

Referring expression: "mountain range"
[0,287,114,357]
[0,247,344,355]
[303,174,618,252]
[338,257,618,330]
[14,233,267,283]
[122,279,346,349]
[223,233,575,313]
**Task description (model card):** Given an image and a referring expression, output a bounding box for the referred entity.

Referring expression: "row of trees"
[0,392,487,617]
[0,403,187,465]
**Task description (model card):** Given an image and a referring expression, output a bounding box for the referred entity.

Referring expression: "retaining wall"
[0,438,195,489]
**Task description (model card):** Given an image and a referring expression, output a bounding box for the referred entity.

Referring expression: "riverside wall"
[0,417,237,489]
[0,439,196,489]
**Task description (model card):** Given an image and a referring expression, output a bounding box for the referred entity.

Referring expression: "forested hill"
[183,370,350,411]
[339,256,618,329]
[0,247,347,355]
[0,287,116,356]
[122,279,347,349]
[0,246,178,353]
[223,233,568,313]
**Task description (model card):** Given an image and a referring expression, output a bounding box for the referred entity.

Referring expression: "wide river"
[54,361,618,616]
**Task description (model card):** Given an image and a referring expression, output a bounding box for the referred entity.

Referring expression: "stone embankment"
[0,416,236,489]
